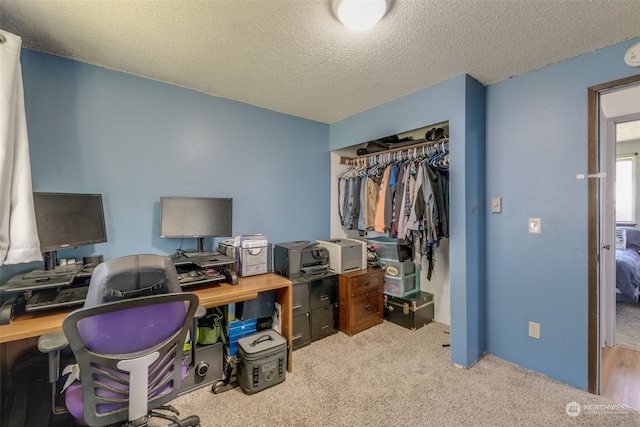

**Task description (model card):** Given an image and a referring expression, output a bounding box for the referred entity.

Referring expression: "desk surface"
[0,273,292,344]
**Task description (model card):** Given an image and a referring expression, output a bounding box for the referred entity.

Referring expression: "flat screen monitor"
[160,197,233,250]
[33,192,108,269]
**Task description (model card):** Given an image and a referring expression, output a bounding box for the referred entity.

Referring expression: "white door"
[599,103,616,348]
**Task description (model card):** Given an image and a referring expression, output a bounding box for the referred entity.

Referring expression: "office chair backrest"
[63,292,198,427]
[84,254,181,307]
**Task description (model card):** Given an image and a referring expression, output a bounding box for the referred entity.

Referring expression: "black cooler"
[237,329,287,395]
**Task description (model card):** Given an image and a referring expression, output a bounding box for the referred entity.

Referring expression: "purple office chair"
[38,254,201,427]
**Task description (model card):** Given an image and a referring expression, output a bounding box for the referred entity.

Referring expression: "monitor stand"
[43,250,57,271]
[196,237,206,253]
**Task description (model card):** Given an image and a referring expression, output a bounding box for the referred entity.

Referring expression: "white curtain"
[0,29,42,265]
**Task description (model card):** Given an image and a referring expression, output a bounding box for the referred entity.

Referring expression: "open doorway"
[600,107,640,412]
[588,74,640,409]
[613,118,640,352]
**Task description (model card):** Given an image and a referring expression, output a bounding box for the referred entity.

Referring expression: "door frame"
[588,74,640,394]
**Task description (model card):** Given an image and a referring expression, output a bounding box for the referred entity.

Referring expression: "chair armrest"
[195,304,206,319]
[38,331,68,353]
[38,331,68,384]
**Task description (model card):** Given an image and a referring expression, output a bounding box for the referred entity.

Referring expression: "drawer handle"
[321,324,330,329]
[364,304,371,311]
[292,333,303,340]
[320,295,329,301]
[364,280,370,286]
[292,304,302,310]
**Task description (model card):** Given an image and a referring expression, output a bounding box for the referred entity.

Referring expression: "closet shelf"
[339,137,449,165]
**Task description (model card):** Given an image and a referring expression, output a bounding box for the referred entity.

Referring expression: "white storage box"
[219,234,270,277]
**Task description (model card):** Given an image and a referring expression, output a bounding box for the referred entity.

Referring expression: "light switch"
[529,218,541,234]
[491,198,502,213]
[528,321,541,339]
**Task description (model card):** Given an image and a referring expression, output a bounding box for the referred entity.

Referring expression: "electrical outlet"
[528,321,541,339]
[528,218,541,234]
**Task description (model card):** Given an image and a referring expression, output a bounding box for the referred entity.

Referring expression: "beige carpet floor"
[159,321,640,427]
[617,301,640,349]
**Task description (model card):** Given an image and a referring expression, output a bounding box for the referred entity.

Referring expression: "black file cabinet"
[291,274,338,350]
[291,281,311,350]
[309,274,338,341]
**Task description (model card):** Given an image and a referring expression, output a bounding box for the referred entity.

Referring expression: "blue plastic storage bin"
[365,236,419,297]
[226,318,258,356]
[378,258,419,298]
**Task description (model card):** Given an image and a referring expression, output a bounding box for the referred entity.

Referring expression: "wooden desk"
[0,273,293,388]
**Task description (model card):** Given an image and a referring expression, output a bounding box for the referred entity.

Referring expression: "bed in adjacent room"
[616,227,640,303]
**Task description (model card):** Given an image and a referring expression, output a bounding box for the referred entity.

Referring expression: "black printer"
[273,241,330,279]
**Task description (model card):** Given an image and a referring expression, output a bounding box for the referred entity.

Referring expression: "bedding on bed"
[616,227,640,303]
[616,248,640,302]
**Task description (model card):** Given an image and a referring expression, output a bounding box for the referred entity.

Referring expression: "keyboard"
[26,286,89,312]
[178,268,225,286]
[183,251,220,259]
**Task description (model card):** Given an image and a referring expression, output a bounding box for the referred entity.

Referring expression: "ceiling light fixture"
[331,0,389,32]
[624,42,640,67]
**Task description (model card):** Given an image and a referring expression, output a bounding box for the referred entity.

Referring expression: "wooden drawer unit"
[338,268,384,336]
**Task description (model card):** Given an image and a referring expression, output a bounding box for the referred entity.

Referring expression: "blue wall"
[485,38,640,389]
[3,50,329,277]
[3,36,640,390]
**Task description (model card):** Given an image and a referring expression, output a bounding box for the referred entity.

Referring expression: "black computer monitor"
[159,197,233,251]
[33,192,108,270]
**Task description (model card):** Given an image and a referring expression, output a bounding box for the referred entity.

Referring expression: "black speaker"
[180,342,223,395]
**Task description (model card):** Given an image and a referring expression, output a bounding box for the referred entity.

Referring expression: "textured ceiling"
[1,0,639,124]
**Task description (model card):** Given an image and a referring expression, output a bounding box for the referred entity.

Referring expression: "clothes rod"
[339,137,448,165]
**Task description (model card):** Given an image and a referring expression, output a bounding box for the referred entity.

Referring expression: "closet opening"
[330,121,451,327]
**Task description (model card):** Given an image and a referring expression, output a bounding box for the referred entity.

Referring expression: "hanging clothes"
[338,140,450,279]
[385,162,400,233]
[373,166,390,232]
[364,176,380,231]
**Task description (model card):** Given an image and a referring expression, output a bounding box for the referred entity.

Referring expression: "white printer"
[316,238,366,274]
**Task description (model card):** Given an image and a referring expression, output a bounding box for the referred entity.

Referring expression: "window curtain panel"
[0,29,41,265]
